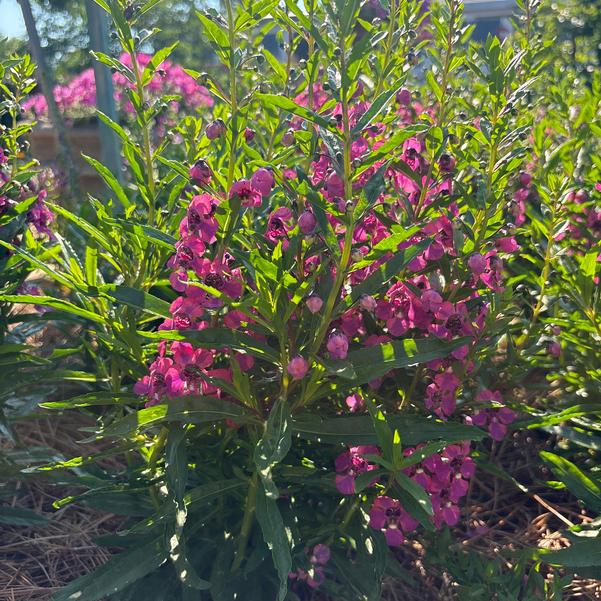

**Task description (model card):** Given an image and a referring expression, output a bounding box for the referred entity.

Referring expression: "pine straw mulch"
[0,418,600,601]
[0,415,125,601]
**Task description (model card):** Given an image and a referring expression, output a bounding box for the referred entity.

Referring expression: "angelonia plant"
[23,51,214,127]
[5,0,587,599]
[0,53,57,434]
[0,53,54,281]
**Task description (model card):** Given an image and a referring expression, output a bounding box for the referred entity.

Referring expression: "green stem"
[414,0,458,220]
[225,0,238,190]
[129,49,156,223]
[232,472,259,570]
[216,0,240,263]
[374,0,397,97]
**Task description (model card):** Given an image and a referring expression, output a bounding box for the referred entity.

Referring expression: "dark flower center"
[204,273,225,290]
[445,314,463,335]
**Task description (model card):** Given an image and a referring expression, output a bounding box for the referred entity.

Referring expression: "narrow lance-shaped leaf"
[255,483,292,601]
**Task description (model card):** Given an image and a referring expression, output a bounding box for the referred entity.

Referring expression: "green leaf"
[344,336,471,385]
[83,154,132,209]
[342,239,430,306]
[256,93,335,131]
[98,284,171,319]
[364,398,394,461]
[291,414,484,446]
[41,391,139,409]
[254,399,291,499]
[109,219,177,251]
[142,43,179,86]
[165,424,211,591]
[0,295,106,324]
[140,328,279,363]
[540,452,601,512]
[197,13,229,61]
[540,535,601,569]
[50,538,167,601]
[0,505,48,526]
[96,397,255,439]
[395,471,433,516]
[352,80,404,134]
[255,483,291,601]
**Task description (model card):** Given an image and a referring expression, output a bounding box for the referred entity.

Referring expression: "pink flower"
[345,393,364,412]
[206,119,225,139]
[251,167,275,196]
[229,179,262,208]
[310,544,330,565]
[369,496,416,546]
[438,153,456,172]
[327,332,349,360]
[335,445,379,494]
[496,237,520,253]
[468,253,486,276]
[189,159,212,185]
[282,129,295,146]
[298,210,317,235]
[359,294,377,312]
[519,172,532,186]
[306,295,323,313]
[287,356,309,380]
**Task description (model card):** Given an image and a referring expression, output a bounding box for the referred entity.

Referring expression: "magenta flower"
[287,356,309,380]
[298,210,317,235]
[306,295,323,314]
[345,393,364,412]
[206,119,226,139]
[310,544,331,565]
[189,159,212,185]
[229,179,262,208]
[359,294,377,312]
[327,332,349,360]
[468,253,486,276]
[250,167,274,196]
[266,207,293,248]
[369,496,416,546]
[334,445,379,494]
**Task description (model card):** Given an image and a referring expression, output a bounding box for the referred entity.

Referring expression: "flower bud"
[359,294,377,312]
[518,172,532,187]
[306,295,323,314]
[287,356,309,380]
[438,153,456,173]
[298,210,317,235]
[189,159,212,185]
[574,188,588,204]
[468,253,486,276]
[397,88,411,106]
[244,127,255,142]
[250,168,274,197]
[327,332,349,360]
[282,129,295,146]
[206,119,226,140]
[310,544,331,565]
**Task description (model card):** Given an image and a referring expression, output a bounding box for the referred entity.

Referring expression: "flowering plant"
[23,52,213,124]
[3,0,600,599]
[0,53,59,435]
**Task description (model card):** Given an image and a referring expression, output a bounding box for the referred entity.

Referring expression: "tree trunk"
[18,0,81,203]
